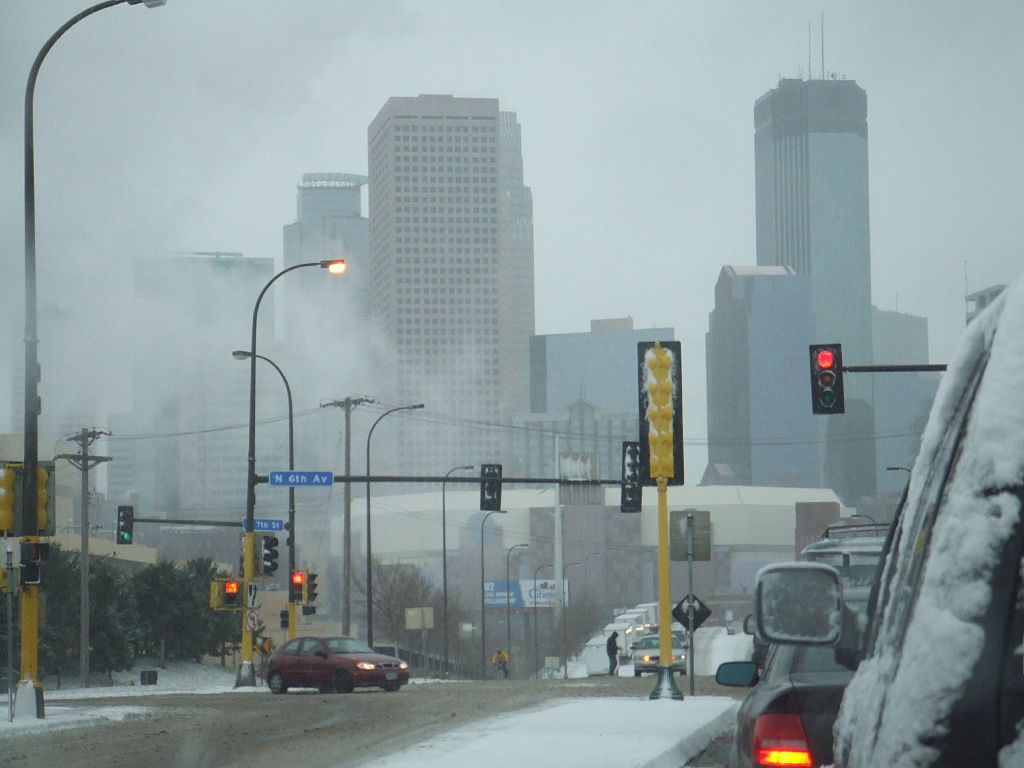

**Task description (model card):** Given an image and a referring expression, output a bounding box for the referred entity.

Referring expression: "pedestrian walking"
[606,631,619,676]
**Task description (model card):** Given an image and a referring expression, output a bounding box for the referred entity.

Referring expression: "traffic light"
[19,541,48,586]
[116,505,134,545]
[638,341,684,485]
[809,344,845,415]
[289,570,306,602]
[0,465,15,534]
[620,442,642,513]
[280,609,289,629]
[480,463,502,511]
[222,579,241,608]
[259,535,280,576]
[305,572,318,604]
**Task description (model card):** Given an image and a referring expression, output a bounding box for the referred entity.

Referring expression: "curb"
[641,701,738,768]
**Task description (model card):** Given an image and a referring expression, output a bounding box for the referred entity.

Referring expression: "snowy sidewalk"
[359,695,737,768]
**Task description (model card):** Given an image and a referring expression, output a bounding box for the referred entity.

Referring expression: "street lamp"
[365,403,424,648]
[561,561,581,679]
[233,350,296,638]
[505,543,529,676]
[238,259,345,688]
[532,563,551,678]
[479,508,507,678]
[19,0,167,719]
[442,464,473,678]
[886,466,912,474]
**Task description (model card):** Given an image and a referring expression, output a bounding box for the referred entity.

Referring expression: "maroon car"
[266,636,410,694]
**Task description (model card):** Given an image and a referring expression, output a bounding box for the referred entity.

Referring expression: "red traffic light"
[223,580,240,595]
[816,349,835,369]
[291,571,305,586]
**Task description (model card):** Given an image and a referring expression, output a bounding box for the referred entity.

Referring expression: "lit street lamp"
[19,0,167,719]
[365,403,424,648]
[442,464,473,678]
[505,543,529,676]
[233,350,296,638]
[238,259,346,688]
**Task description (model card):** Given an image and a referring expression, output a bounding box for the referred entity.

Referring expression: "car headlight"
[356,662,376,670]
[643,655,652,662]
[399,662,409,670]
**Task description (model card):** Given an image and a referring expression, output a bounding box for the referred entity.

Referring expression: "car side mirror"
[716,661,759,687]
[756,563,843,645]
[315,650,328,659]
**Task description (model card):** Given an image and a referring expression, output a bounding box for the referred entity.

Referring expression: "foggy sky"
[2,0,1022,477]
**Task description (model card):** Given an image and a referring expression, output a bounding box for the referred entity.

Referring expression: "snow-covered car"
[630,634,686,676]
[754,273,1024,767]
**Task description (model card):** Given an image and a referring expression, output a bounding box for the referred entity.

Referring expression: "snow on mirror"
[756,563,843,645]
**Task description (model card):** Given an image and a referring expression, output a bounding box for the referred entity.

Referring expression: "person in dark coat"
[606,631,619,676]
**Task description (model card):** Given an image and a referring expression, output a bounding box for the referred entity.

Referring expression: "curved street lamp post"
[504,543,529,676]
[442,465,473,678]
[238,259,346,687]
[19,0,167,719]
[365,403,424,648]
[233,350,296,638]
[479,509,506,677]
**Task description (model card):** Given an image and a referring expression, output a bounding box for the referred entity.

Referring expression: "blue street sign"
[268,471,334,487]
[252,518,285,532]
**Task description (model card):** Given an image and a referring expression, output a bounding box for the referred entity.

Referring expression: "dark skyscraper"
[755,78,876,501]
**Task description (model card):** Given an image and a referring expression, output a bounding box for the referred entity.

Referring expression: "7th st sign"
[268,471,333,487]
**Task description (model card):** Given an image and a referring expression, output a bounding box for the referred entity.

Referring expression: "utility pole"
[56,428,111,689]
[320,396,374,635]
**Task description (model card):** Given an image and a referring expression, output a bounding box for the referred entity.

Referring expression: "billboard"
[483,579,570,609]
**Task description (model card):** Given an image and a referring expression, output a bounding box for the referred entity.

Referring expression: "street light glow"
[321,259,348,274]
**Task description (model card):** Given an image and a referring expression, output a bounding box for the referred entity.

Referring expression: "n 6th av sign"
[268,471,333,487]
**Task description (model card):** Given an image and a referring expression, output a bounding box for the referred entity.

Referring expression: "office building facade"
[704,266,821,487]
[368,94,534,471]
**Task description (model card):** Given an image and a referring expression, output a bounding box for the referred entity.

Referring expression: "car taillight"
[752,714,813,767]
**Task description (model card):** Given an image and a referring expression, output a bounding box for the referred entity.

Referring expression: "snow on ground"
[359,695,737,768]
[0,703,150,734]
[43,658,263,700]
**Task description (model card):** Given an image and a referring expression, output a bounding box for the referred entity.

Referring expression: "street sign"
[670,509,712,561]
[268,471,333,487]
[245,609,258,632]
[405,606,435,630]
[250,518,284,532]
[484,580,565,609]
[672,595,712,632]
[247,582,258,609]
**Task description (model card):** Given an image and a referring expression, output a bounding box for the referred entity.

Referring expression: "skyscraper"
[754,78,873,367]
[755,78,876,500]
[368,95,534,470]
[704,266,820,488]
[282,173,370,337]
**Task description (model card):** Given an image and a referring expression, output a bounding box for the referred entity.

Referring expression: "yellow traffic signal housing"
[36,466,49,534]
[637,341,684,485]
[0,465,16,534]
[210,578,243,611]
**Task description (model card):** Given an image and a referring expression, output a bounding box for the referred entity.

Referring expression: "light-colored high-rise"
[368,95,534,470]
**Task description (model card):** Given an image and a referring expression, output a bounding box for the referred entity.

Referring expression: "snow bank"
[44,658,261,700]
[361,695,737,768]
[692,626,753,676]
[0,704,150,734]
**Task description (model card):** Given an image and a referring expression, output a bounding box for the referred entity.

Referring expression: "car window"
[279,639,302,656]
[298,638,323,656]
[325,638,374,654]
[871,351,989,655]
[794,645,850,674]
[636,637,660,650]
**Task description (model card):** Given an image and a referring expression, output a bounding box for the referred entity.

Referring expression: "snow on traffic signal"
[809,344,845,415]
[479,463,502,511]
[638,341,684,485]
[259,535,279,575]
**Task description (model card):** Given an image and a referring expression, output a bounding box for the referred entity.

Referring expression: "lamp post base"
[648,666,684,700]
[234,661,256,688]
[13,679,44,719]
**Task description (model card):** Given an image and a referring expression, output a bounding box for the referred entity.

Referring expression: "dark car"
[719,592,868,768]
[265,636,410,694]
[756,275,1024,767]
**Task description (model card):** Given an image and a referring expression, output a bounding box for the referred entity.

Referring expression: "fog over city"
[1,0,1022,484]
